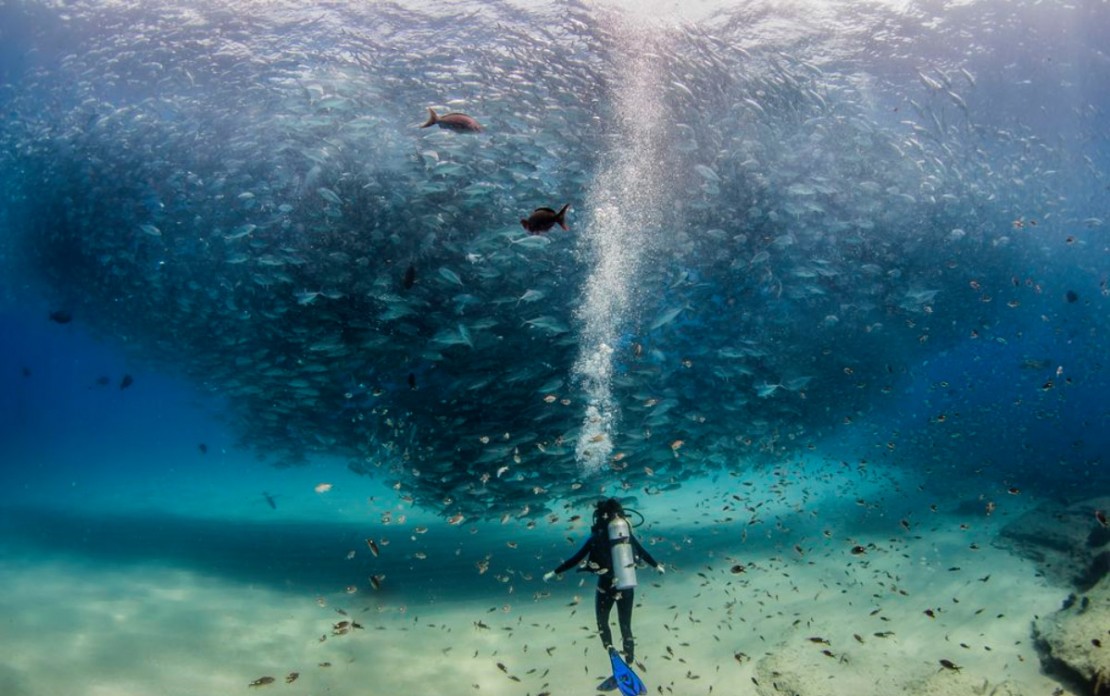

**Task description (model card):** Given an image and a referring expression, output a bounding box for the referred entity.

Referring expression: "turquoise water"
[0,1,1107,694]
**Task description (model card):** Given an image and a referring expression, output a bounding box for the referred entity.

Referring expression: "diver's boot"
[623,636,636,664]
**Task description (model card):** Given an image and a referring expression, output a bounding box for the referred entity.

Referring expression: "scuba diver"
[544,498,663,692]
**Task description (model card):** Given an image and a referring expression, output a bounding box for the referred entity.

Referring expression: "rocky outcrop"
[996,497,1110,591]
[1003,496,1110,695]
[1033,574,1110,696]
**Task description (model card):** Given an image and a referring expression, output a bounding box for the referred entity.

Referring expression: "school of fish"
[0,0,1105,521]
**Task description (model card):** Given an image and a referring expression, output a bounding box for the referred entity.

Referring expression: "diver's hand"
[656,564,666,575]
[543,571,556,582]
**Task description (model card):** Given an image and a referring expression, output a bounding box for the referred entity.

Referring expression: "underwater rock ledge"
[1033,574,1110,696]
[997,497,1110,591]
[1003,497,1110,696]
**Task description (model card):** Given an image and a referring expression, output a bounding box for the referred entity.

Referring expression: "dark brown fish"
[1096,510,1108,528]
[521,204,570,234]
[402,264,416,290]
[119,374,134,390]
[420,108,482,133]
[939,659,960,671]
[284,673,299,684]
[48,309,73,324]
[248,676,275,687]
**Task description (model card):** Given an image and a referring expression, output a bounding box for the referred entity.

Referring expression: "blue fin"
[608,648,647,696]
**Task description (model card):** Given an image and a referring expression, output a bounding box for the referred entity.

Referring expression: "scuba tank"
[608,515,637,589]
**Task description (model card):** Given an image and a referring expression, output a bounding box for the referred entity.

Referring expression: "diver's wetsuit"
[552,523,659,661]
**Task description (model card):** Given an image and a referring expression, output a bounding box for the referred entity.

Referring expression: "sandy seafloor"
[0,419,1081,696]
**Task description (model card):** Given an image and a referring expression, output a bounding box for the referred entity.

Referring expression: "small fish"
[262,492,277,509]
[939,659,961,671]
[369,574,383,590]
[403,264,416,290]
[284,673,299,684]
[366,538,380,556]
[317,187,342,205]
[48,309,73,324]
[754,381,783,398]
[119,374,134,390]
[407,373,417,390]
[850,545,866,555]
[248,676,275,687]
[314,482,332,493]
[420,108,482,133]
[1095,510,1108,528]
[520,204,570,234]
[198,443,208,455]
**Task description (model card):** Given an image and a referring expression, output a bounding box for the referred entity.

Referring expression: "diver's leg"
[595,583,615,651]
[617,588,635,662]
[595,584,620,691]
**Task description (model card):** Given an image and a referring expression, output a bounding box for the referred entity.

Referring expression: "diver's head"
[593,497,625,528]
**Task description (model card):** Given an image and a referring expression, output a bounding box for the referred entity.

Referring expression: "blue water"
[0,0,1108,694]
